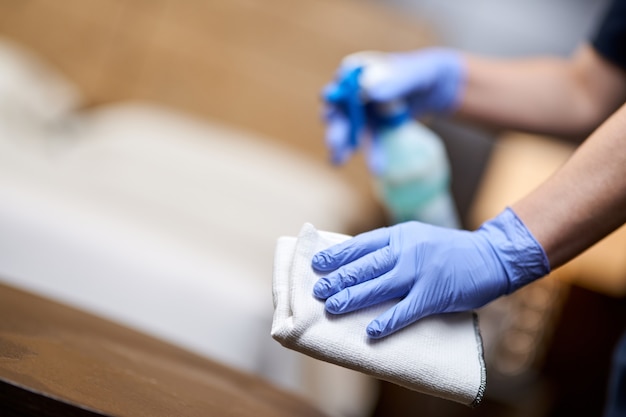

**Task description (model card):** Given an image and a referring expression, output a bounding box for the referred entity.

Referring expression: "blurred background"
[1,1,625,416]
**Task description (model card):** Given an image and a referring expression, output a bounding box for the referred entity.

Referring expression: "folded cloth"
[271,223,486,407]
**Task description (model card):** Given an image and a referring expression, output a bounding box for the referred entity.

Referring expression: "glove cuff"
[479,207,551,293]
[433,49,466,114]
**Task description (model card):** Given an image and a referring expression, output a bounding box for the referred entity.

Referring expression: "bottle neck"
[366,99,411,131]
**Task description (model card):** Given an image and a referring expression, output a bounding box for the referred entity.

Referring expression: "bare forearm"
[457,44,626,137]
[512,103,626,269]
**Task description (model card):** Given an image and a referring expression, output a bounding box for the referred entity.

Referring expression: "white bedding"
[0,37,377,417]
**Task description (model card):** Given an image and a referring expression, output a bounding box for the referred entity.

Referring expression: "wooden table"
[0,282,327,417]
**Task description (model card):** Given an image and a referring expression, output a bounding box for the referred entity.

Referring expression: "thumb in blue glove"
[311,207,550,339]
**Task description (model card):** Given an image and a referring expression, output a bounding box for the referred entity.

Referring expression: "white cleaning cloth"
[271,223,486,407]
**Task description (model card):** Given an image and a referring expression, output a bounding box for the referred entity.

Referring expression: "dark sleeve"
[591,0,626,71]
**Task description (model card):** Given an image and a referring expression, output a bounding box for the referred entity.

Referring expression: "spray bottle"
[326,52,460,228]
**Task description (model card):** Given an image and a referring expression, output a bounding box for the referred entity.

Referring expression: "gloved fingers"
[313,245,395,299]
[312,227,391,272]
[366,295,428,339]
[323,270,404,314]
[365,134,386,175]
[324,108,352,165]
[322,82,353,165]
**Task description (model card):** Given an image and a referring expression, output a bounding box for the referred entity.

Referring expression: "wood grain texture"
[0,282,328,417]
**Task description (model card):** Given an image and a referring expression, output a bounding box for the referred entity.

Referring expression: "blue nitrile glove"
[322,48,465,169]
[312,207,550,339]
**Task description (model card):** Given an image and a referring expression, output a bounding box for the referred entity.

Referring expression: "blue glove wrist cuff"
[439,52,466,114]
[403,48,466,115]
[479,207,551,293]
[431,49,466,113]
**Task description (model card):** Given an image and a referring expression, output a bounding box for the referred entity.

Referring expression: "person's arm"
[311,103,626,338]
[322,44,626,160]
[512,101,626,268]
[458,44,626,137]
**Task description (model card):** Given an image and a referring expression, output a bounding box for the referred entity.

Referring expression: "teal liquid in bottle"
[329,52,461,228]
[370,118,460,229]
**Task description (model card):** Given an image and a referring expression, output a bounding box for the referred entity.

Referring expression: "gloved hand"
[312,207,550,339]
[322,48,465,167]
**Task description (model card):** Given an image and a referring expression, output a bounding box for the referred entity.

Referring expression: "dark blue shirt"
[592,0,626,71]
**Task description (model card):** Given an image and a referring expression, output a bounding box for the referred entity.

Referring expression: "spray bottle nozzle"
[324,66,366,151]
[325,64,412,153]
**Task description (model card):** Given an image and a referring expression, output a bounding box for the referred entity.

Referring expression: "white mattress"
[0,37,377,417]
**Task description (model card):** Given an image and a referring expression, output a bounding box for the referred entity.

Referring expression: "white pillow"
[0,37,82,125]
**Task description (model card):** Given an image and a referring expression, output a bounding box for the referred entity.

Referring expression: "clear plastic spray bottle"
[330,52,461,228]
[368,100,460,228]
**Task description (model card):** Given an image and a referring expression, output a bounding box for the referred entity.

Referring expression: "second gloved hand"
[323,48,466,167]
[312,207,550,339]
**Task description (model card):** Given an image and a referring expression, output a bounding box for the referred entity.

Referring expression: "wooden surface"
[0,282,327,417]
[0,0,435,215]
